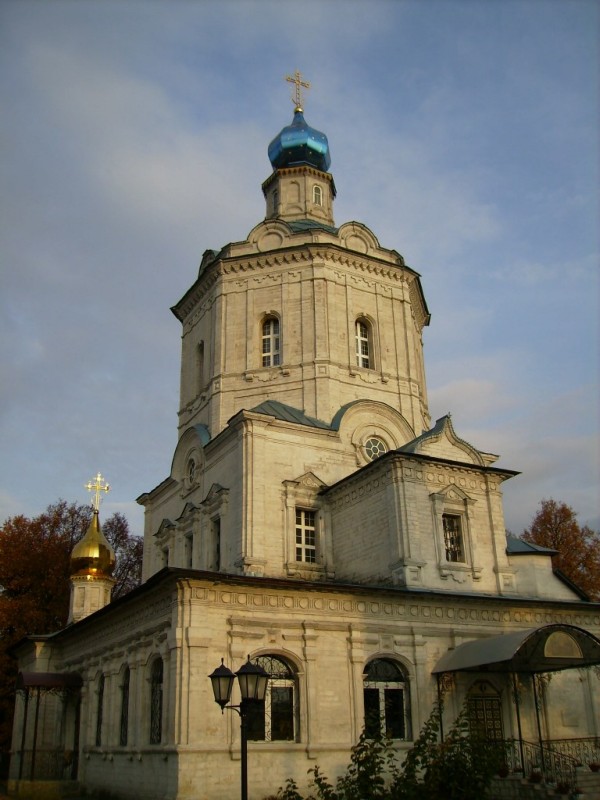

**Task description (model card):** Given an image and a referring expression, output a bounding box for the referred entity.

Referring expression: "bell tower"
[172,76,430,441]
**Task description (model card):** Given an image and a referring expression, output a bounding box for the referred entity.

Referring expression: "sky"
[1,0,598,540]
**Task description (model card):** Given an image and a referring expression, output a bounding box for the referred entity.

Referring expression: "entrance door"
[467,680,504,741]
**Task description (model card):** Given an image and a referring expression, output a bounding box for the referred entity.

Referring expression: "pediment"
[155,518,175,539]
[292,471,327,490]
[200,483,229,505]
[400,415,486,466]
[431,484,475,505]
[176,502,200,522]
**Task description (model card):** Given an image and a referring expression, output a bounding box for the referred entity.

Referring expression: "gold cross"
[286,70,310,112]
[85,472,110,511]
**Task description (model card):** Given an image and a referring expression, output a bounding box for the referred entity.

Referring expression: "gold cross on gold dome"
[85,472,110,511]
[286,70,310,112]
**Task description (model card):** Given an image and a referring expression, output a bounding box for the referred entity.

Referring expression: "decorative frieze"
[188,585,600,630]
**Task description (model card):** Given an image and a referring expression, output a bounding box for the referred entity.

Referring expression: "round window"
[364,437,388,461]
[186,458,197,486]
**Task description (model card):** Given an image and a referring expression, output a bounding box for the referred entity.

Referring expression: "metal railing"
[504,739,578,789]
[543,737,600,768]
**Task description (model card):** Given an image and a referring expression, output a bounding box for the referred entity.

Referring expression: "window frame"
[353,316,377,371]
[362,658,412,741]
[261,315,281,368]
[95,673,105,747]
[295,508,317,564]
[312,184,323,206]
[149,658,164,745]
[119,666,130,747]
[245,655,298,743]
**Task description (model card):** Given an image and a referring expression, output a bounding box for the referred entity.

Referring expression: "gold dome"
[70,510,116,577]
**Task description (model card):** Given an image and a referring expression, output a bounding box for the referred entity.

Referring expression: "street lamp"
[209,655,269,800]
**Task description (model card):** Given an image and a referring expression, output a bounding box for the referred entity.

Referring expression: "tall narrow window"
[211,518,221,571]
[355,319,371,369]
[246,655,296,742]
[363,659,411,740]
[313,185,323,206]
[295,509,316,563]
[443,514,464,562]
[95,674,105,747]
[119,667,130,746]
[196,341,205,393]
[150,659,163,744]
[185,534,194,568]
[262,317,281,367]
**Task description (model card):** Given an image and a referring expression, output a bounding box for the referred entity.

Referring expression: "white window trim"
[283,475,333,579]
[430,488,482,582]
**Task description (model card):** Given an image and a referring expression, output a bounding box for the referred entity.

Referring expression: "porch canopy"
[433,623,600,675]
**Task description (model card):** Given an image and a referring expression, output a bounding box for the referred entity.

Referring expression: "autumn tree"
[0,500,142,759]
[521,499,600,601]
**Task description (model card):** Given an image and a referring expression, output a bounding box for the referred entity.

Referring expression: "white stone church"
[9,84,600,800]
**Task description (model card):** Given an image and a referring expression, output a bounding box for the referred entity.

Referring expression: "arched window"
[313,185,323,206]
[95,674,105,747]
[246,655,297,742]
[262,316,281,367]
[363,658,411,740]
[119,666,130,746]
[355,319,371,369]
[149,658,163,744]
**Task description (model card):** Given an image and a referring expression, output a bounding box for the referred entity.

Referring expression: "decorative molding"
[188,585,600,630]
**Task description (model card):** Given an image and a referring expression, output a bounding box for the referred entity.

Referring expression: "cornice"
[173,243,425,327]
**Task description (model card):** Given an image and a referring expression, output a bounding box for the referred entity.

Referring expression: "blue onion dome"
[268,109,331,172]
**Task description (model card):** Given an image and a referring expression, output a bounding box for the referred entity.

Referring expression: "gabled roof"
[250,400,331,429]
[399,414,480,458]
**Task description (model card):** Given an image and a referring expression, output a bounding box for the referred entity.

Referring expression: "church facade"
[9,88,600,800]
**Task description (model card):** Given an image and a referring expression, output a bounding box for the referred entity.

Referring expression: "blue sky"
[1,0,598,538]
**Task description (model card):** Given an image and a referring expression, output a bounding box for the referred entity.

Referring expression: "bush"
[273,703,507,800]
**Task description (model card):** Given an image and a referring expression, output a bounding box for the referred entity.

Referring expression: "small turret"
[68,473,116,624]
[263,71,336,227]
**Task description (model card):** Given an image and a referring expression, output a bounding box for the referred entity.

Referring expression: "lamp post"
[209,655,269,800]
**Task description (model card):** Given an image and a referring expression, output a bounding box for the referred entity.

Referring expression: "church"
[9,76,600,800]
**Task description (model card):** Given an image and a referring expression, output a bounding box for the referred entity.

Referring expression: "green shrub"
[273,702,507,800]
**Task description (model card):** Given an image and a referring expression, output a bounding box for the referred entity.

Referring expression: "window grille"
[313,185,323,206]
[262,317,281,367]
[246,655,296,742]
[295,509,316,563]
[443,514,464,562]
[150,659,163,744]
